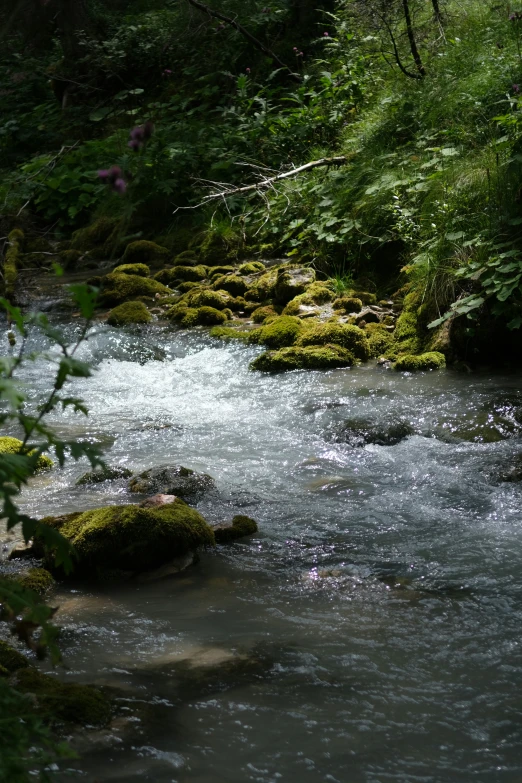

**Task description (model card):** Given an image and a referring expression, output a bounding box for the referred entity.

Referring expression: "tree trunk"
[402,0,425,77]
[55,0,93,62]
[431,0,443,25]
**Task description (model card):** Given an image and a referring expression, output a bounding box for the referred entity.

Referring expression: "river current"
[6,321,522,783]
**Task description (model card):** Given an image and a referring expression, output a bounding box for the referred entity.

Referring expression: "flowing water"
[6,321,522,783]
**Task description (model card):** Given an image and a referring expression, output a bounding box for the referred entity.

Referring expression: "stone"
[129,465,216,498]
[337,418,414,447]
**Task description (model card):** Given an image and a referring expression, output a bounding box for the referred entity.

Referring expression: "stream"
[5,320,522,783]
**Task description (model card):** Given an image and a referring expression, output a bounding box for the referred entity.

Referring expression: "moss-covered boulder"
[173,250,199,266]
[274,266,315,304]
[366,323,394,358]
[209,265,236,278]
[254,315,303,349]
[71,217,119,254]
[129,465,216,498]
[38,500,215,575]
[394,352,446,371]
[180,307,229,327]
[209,326,251,341]
[251,305,277,324]
[199,232,235,265]
[251,345,355,372]
[100,273,169,305]
[245,267,278,301]
[333,296,363,313]
[0,436,53,472]
[77,466,133,485]
[238,262,265,275]
[0,640,31,673]
[15,668,111,727]
[214,515,258,543]
[121,240,169,266]
[60,248,82,269]
[171,265,208,282]
[16,567,55,596]
[297,322,369,361]
[184,287,233,310]
[107,300,152,326]
[112,263,150,277]
[212,275,248,297]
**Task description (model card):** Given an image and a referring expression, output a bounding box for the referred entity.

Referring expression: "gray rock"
[337,418,414,447]
[274,267,315,304]
[129,465,216,498]
[76,466,132,485]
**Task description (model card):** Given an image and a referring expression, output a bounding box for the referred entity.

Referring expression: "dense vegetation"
[2,0,522,358]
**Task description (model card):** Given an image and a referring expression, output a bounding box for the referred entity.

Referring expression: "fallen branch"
[185,0,301,81]
[189,156,348,205]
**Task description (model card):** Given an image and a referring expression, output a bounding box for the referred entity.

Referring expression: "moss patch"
[209,326,251,341]
[122,240,169,266]
[17,568,55,596]
[38,501,215,576]
[71,217,119,253]
[184,288,232,310]
[212,275,248,297]
[333,296,363,313]
[112,263,150,277]
[0,436,53,472]
[255,315,303,349]
[251,305,277,323]
[0,641,30,673]
[251,345,355,372]
[297,322,369,361]
[274,267,316,304]
[107,300,152,326]
[100,272,169,306]
[180,307,229,327]
[214,515,258,543]
[394,352,446,371]
[77,466,133,485]
[238,262,265,275]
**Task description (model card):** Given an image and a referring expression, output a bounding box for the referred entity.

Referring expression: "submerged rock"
[498,454,522,482]
[337,418,414,447]
[76,465,133,485]
[213,515,258,543]
[36,501,215,576]
[129,464,216,498]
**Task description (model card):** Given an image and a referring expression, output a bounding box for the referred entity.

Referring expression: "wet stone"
[129,465,216,498]
[336,418,414,447]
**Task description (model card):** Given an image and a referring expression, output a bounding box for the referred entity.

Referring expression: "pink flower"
[97,169,110,180]
[246,67,251,73]
[323,31,329,36]
[113,178,127,194]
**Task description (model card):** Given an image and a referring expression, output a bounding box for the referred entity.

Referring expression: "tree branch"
[184,0,301,81]
[381,15,423,80]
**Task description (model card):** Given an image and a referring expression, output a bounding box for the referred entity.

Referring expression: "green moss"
[173,250,199,265]
[274,267,316,304]
[177,281,199,293]
[351,290,377,305]
[121,240,169,266]
[251,344,355,372]
[366,326,394,357]
[107,300,152,326]
[238,262,265,275]
[77,466,133,485]
[212,275,248,297]
[60,249,82,269]
[185,287,233,310]
[251,305,277,323]
[333,296,363,313]
[17,568,55,596]
[394,352,446,371]
[209,326,251,341]
[230,296,247,311]
[245,268,278,301]
[199,232,235,265]
[0,436,53,472]
[256,315,303,349]
[214,515,258,543]
[112,263,150,277]
[16,668,111,727]
[39,501,215,575]
[301,282,334,304]
[172,265,208,283]
[100,272,169,306]
[71,217,119,252]
[8,229,24,246]
[297,322,369,361]
[180,306,229,327]
[209,265,235,278]
[0,641,30,673]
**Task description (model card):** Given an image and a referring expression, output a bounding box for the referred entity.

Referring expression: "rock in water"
[213,515,258,543]
[129,465,216,498]
[337,418,414,447]
[76,466,133,485]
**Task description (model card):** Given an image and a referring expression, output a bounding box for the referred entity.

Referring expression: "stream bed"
[5,321,522,783]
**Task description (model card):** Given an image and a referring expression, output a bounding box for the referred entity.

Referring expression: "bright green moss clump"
[185,287,232,310]
[39,500,215,576]
[252,344,355,372]
[16,668,111,727]
[365,323,394,358]
[214,515,258,543]
[333,296,363,313]
[17,568,55,596]
[209,326,251,341]
[107,300,152,326]
[212,275,248,297]
[121,240,169,265]
[100,272,169,305]
[394,352,446,371]
[251,305,277,323]
[238,261,265,274]
[112,263,150,277]
[180,306,229,327]
[0,436,53,472]
[297,322,369,361]
[0,641,30,673]
[255,315,303,349]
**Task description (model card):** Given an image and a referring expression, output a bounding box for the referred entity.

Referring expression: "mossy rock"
[0,436,53,473]
[38,500,215,575]
[251,345,355,373]
[121,240,169,266]
[394,352,446,371]
[177,281,200,293]
[17,568,55,596]
[297,322,369,361]
[209,326,251,341]
[77,466,133,485]
[0,640,30,673]
[167,265,207,283]
[214,515,258,543]
[255,315,303,349]
[333,296,363,313]
[112,263,150,277]
[71,217,119,253]
[8,228,25,247]
[173,250,199,266]
[351,290,377,306]
[60,249,82,269]
[238,262,265,275]
[337,419,414,447]
[274,267,316,304]
[180,307,229,327]
[184,287,233,310]
[245,268,278,301]
[251,305,277,324]
[15,668,111,727]
[212,275,248,297]
[301,282,334,305]
[129,464,216,498]
[100,273,169,306]
[199,232,237,265]
[107,300,152,326]
[209,265,235,279]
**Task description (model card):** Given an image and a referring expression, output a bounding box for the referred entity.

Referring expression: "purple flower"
[163,68,172,75]
[293,46,298,51]
[113,178,127,194]
[128,140,140,150]
[246,67,251,73]
[514,84,521,93]
[323,31,329,36]
[97,169,110,180]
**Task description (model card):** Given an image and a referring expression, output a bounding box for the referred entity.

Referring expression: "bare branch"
[184,0,301,81]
